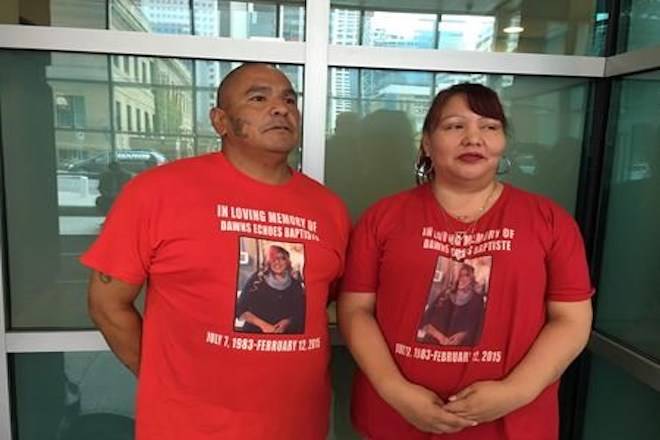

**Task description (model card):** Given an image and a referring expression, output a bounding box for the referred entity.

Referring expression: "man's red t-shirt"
[82,152,350,439]
[341,183,593,440]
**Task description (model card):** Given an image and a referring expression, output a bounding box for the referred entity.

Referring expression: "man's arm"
[88,270,143,375]
[444,299,592,422]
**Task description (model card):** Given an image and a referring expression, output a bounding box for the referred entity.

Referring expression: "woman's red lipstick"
[458,153,485,162]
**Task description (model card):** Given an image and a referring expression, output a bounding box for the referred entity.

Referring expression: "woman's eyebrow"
[438,115,465,122]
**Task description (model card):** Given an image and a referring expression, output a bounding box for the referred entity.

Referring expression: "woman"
[236,245,305,334]
[420,264,485,347]
[338,83,593,439]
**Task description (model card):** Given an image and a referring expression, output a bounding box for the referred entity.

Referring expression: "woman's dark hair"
[416,83,508,184]
[458,263,475,279]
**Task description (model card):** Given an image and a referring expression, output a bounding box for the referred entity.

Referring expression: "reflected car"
[64,149,167,177]
[630,162,651,181]
[514,154,537,175]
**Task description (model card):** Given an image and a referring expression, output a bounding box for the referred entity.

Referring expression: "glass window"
[594,69,660,360]
[55,95,87,129]
[329,8,360,46]
[233,2,277,39]
[438,15,495,51]
[114,100,122,130]
[329,0,604,56]
[111,0,192,34]
[3,0,305,41]
[12,352,137,440]
[17,0,108,29]
[141,62,148,83]
[331,345,360,439]
[618,0,660,52]
[13,348,360,439]
[280,3,306,41]
[126,104,133,131]
[325,68,590,219]
[582,354,660,440]
[363,11,436,49]
[0,50,303,328]
[193,0,306,41]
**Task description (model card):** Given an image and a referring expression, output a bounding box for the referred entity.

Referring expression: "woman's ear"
[421,133,431,157]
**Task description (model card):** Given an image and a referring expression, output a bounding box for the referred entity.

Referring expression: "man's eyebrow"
[243,85,297,98]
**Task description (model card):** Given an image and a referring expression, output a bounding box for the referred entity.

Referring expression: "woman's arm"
[424,324,451,345]
[444,299,592,422]
[446,331,467,345]
[338,292,477,434]
[505,300,592,395]
[240,311,276,333]
[236,274,276,333]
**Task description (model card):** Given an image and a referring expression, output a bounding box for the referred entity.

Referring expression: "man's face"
[211,65,300,156]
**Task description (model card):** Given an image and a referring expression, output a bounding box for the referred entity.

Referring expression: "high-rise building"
[328,8,360,132]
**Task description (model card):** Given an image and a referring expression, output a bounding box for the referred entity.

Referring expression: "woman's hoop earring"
[415,155,433,182]
[497,155,512,175]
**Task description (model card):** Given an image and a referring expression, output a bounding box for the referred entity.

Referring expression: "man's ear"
[210,107,228,137]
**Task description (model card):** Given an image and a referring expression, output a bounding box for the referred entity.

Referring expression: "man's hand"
[443,380,529,423]
[382,380,477,434]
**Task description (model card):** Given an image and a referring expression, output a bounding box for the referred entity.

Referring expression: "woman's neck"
[431,177,501,222]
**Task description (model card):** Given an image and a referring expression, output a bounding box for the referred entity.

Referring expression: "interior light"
[503,26,524,34]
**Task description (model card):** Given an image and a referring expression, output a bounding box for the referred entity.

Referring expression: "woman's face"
[267,248,290,275]
[457,268,473,289]
[422,94,506,184]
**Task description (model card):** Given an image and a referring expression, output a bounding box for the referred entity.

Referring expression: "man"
[96,161,132,215]
[83,63,350,439]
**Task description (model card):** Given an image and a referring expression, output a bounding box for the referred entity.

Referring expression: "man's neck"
[222,147,292,185]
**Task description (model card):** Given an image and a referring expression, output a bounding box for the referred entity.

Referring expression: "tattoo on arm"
[99,272,113,284]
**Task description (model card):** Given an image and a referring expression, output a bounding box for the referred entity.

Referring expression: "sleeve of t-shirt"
[80,177,156,286]
[340,205,382,294]
[326,197,353,302]
[545,205,594,302]
[335,200,353,279]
